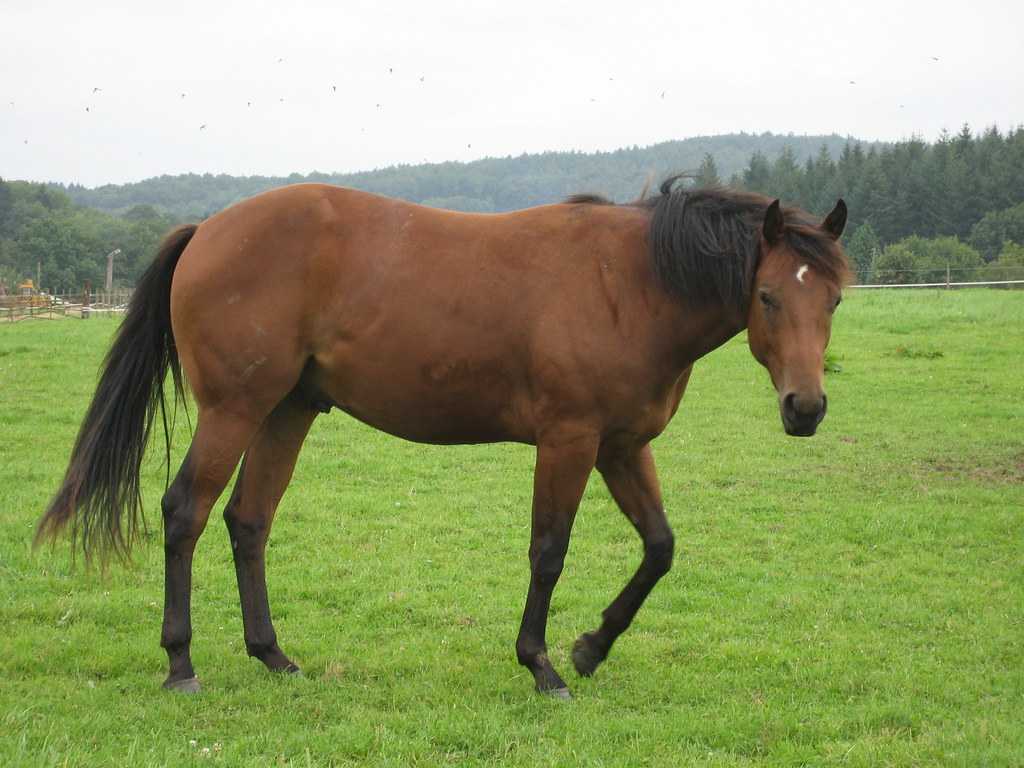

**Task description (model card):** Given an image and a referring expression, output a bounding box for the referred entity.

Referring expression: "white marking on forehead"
[795,264,809,284]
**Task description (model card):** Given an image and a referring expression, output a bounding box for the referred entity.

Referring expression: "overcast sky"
[3,0,1021,187]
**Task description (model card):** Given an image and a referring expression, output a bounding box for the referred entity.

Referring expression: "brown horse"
[37,178,849,698]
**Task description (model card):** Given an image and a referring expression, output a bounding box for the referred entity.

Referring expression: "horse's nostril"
[783,393,797,416]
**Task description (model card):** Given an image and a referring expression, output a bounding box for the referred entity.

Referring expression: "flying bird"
[930,56,939,61]
[848,80,856,85]
[659,91,665,99]
[388,67,393,74]
[332,85,336,92]
[419,76,424,82]
[199,124,206,130]
[279,97,285,102]
[180,93,186,99]
[85,107,90,112]
[277,57,284,63]
[247,100,251,107]
[92,87,102,93]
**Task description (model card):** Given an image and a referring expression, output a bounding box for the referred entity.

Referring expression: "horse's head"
[747,199,848,437]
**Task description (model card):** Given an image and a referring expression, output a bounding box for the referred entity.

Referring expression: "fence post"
[946,262,951,289]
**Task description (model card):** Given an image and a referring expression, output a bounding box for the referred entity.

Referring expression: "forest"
[2,127,1023,294]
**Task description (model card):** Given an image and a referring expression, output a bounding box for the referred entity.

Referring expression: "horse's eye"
[832,295,842,312]
[759,290,776,309]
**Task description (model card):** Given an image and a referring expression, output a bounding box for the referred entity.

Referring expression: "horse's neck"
[667,299,747,370]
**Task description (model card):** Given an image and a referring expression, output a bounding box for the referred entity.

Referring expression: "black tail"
[35,224,198,563]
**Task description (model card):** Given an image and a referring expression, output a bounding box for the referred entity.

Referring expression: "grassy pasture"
[1,289,1022,767]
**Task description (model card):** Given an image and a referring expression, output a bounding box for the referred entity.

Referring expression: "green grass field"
[1,290,1022,767]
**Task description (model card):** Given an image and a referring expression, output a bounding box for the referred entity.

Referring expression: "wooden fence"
[0,290,133,323]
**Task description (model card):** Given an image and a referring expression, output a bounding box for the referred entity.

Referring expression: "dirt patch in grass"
[891,345,944,360]
[923,455,1024,484]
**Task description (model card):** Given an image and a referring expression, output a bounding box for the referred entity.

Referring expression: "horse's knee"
[529,535,568,587]
[644,532,674,578]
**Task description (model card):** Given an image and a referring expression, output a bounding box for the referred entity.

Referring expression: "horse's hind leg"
[571,443,674,679]
[161,407,260,692]
[222,391,317,674]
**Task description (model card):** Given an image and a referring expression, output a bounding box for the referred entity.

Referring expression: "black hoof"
[538,685,573,700]
[572,632,605,677]
[251,643,299,674]
[162,676,201,693]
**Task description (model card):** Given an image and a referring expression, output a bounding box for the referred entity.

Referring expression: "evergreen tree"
[845,222,881,282]
[694,153,721,187]
[742,152,773,194]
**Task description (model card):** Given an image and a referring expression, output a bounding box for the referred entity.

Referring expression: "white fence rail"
[850,279,1024,289]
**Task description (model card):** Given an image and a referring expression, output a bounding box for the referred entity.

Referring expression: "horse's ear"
[823,199,847,240]
[763,199,785,245]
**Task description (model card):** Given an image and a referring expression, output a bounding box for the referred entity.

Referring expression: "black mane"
[566,177,849,309]
[564,193,614,206]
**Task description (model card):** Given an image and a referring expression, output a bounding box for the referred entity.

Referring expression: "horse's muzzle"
[781,392,827,437]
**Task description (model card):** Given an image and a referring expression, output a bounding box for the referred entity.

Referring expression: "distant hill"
[52,132,880,220]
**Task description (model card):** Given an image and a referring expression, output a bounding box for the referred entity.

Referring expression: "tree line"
[2,126,1023,293]
[721,124,1024,283]
[53,132,867,219]
[0,181,175,294]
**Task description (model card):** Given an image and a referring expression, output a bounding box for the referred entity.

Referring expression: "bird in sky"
[849,80,856,85]
[92,87,102,93]
[199,124,206,130]
[247,100,251,107]
[85,107,90,112]
[419,76,425,82]
[277,57,284,63]
[332,85,337,92]
[660,91,665,99]
[279,97,284,102]
[180,93,186,99]
[931,56,939,61]
[388,67,393,74]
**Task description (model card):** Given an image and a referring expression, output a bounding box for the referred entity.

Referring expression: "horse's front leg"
[572,442,674,678]
[515,429,599,699]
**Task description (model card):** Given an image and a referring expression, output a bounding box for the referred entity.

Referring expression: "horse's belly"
[308,349,532,445]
